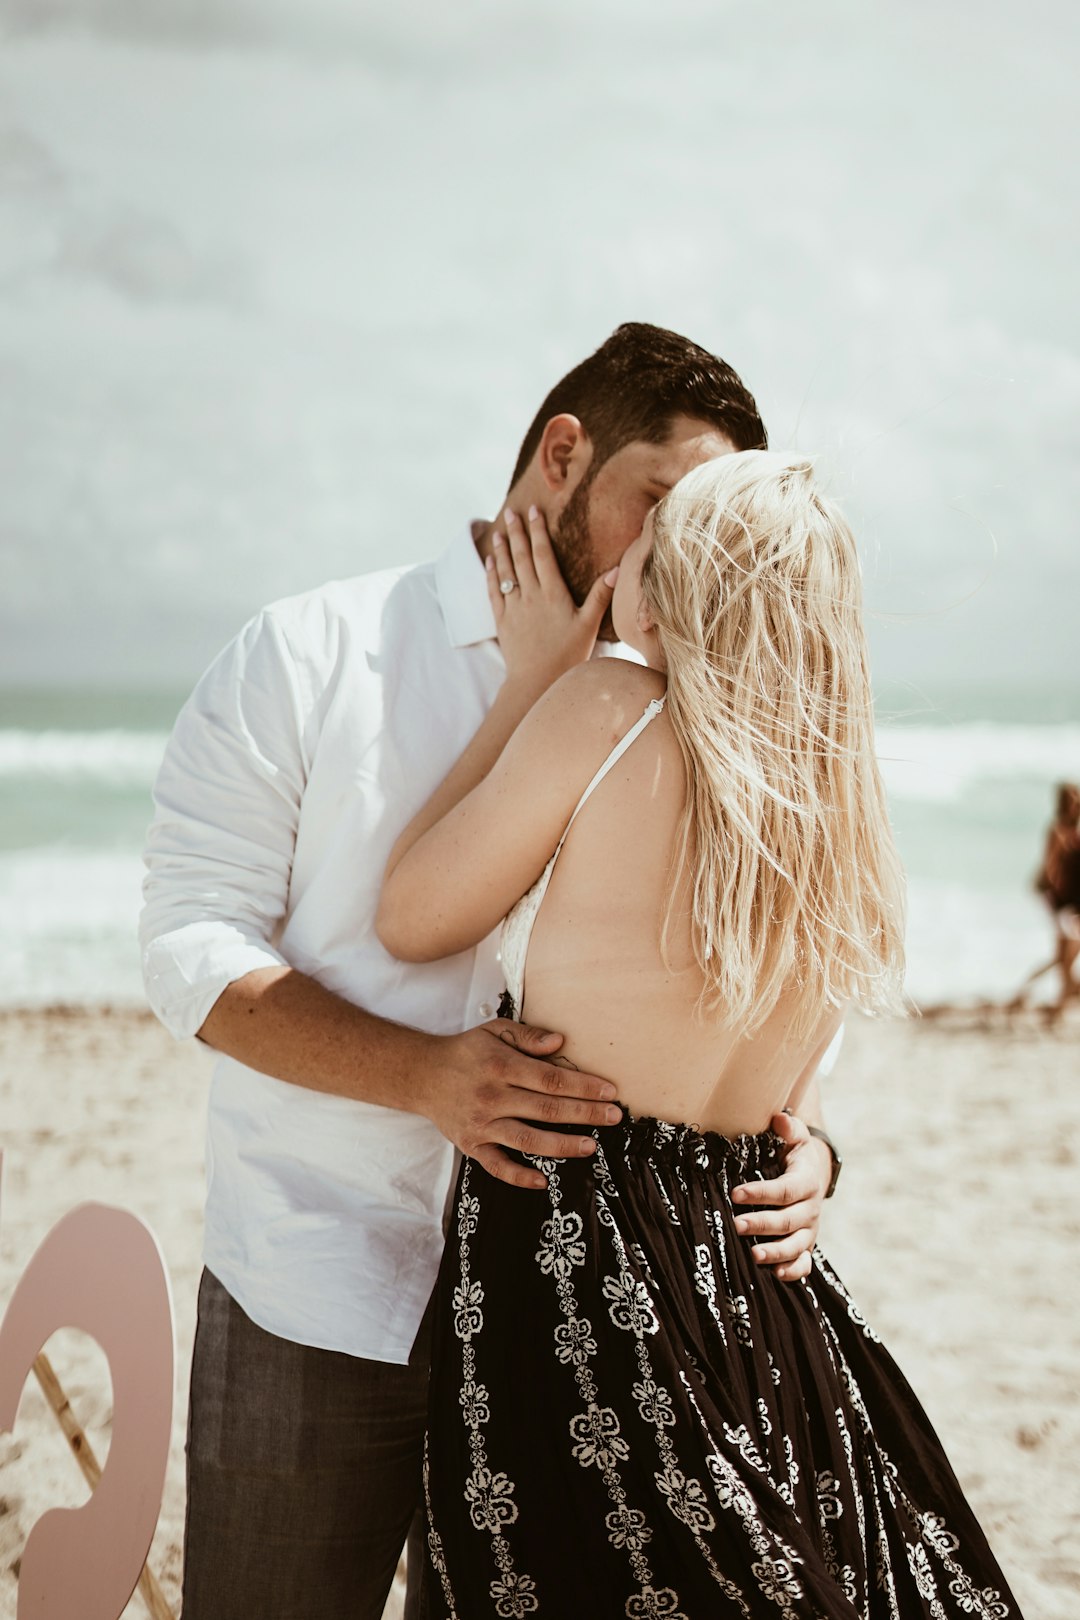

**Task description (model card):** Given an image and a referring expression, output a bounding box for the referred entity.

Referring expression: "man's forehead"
[638,422,736,479]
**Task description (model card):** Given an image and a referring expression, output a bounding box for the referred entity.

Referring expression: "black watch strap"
[806,1125,843,1199]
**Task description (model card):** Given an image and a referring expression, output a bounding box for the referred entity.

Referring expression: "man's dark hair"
[509,322,767,487]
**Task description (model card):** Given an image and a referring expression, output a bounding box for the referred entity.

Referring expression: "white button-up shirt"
[140,527,629,1363]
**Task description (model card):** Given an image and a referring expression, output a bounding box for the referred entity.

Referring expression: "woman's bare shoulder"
[501,659,668,801]
[541,657,667,734]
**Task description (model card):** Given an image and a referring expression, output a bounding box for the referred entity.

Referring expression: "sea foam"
[1,721,1077,799]
[0,730,169,784]
[1,718,1076,1009]
[876,723,1080,804]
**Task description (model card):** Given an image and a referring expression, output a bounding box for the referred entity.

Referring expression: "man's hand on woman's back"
[198,967,622,1194]
[418,1017,624,1191]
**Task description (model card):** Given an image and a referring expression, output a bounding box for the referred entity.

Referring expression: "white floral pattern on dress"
[423,1111,1020,1619]
[624,1589,687,1619]
[654,1464,716,1534]
[489,1569,539,1618]
[569,1404,632,1471]
[751,1555,805,1609]
[603,1271,661,1337]
[536,1209,587,1279]
[632,1376,676,1429]
[554,1314,597,1367]
[430,1158,538,1611]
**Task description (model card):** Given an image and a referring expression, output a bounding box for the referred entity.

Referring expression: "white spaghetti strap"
[558,695,667,850]
[499,693,668,1019]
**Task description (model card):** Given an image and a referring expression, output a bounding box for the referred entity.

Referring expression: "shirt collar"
[434,525,497,649]
[432,522,647,669]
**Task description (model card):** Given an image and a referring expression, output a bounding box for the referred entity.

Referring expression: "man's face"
[549,414,737,640]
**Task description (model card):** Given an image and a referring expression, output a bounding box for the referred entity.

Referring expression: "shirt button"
[478,1001,494,1019]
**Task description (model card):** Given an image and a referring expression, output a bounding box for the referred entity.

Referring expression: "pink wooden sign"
[0,1152,175,1619]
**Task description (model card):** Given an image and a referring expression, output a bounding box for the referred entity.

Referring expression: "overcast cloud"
[0,0,1076,689]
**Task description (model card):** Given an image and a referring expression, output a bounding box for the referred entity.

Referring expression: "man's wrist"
[396,1025,447,1120]
[806,1125,843,1199]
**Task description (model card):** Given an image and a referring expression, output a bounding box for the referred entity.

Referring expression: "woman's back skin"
[517,664,840,1136]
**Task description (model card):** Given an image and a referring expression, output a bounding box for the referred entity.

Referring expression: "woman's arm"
[377,659,651,962]
[377,505,627,962]
[384,506,619,877]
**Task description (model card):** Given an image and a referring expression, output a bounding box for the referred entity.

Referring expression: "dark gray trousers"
[181,1269,434,1620]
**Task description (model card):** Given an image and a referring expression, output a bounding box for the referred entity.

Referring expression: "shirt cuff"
[142,921,290,1041]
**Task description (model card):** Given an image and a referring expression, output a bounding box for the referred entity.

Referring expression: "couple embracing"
[141,324,1022,1618]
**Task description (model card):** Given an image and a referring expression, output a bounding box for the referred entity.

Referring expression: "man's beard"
[550,471,618,642]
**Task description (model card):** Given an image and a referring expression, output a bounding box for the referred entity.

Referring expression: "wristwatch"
[806,1125,843,1199]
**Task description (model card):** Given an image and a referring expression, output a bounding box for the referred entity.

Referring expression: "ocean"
[1,680,1077,1012]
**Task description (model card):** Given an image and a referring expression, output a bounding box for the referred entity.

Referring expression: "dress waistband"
[597,1110,783,1176]
[517,1111,783,1179]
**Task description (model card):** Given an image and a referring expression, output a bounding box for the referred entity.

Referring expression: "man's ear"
[536,414,591,494]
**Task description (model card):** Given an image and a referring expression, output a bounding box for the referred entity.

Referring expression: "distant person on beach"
[378,454,1025,1616]
[139,325,843,1620]
[1012,781,1080,1017]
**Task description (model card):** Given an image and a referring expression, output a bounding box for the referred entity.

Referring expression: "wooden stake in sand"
[31,1351,176,1620]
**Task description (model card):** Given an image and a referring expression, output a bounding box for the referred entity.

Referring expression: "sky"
[0,0,1077,692]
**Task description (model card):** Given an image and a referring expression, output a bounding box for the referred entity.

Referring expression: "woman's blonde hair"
[641,449,906,1037]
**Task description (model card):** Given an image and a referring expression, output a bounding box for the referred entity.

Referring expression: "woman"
[378,453,1023,1618]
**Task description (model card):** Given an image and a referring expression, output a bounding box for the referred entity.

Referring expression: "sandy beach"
[0,1005,1076,1619]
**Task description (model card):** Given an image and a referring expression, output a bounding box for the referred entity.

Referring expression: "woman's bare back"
[516,679,839,1135]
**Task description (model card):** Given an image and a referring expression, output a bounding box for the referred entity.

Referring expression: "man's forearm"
[197,966,438,1113]
[197,964,622,1190]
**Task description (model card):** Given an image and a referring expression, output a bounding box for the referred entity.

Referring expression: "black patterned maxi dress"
[422,1110,1024,1619]
[422,698,1024,1617]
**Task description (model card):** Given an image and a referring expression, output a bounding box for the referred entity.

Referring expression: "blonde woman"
[378,454,1023,1618]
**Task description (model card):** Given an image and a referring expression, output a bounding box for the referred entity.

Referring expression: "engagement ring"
[499,579,517,595]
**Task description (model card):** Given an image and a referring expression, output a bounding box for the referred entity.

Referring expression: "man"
[140,322,842,1618]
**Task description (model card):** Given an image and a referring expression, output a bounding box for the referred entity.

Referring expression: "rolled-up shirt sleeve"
[139,608,310,1040]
